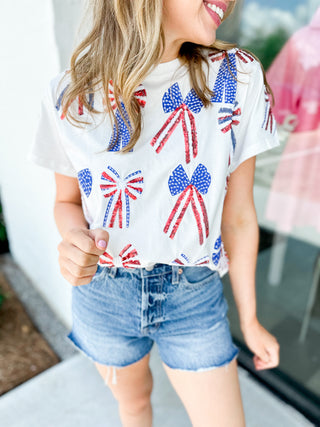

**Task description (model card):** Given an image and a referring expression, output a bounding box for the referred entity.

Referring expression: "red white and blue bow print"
[208,51,227,63]
[98,243,141,268]
[100,166,144,228]
[235,49,254,64]
[212,235,222,265]
[210,52,237,104]
[218,101,241,152]
[150,82,204,164]
[164,163,211,245]
[172,253,210,266]
[209,49,253,66]
[55,84,94,120]
[212,235,229,271]
[78,92,94,116]
[78,168,93,198]
[55,85,69,119]
[108,80,147,151]
[262,89,275,134]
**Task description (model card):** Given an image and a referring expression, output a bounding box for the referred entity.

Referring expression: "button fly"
[145,265,154,271]
[178,268,183,274]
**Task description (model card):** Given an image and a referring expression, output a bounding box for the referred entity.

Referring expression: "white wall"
[0,0,84,327]
[52,0,86,69]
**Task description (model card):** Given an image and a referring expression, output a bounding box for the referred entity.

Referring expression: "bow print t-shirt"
[28,47,280,277]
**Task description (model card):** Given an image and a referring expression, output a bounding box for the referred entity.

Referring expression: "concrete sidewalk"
[0,344,313,427]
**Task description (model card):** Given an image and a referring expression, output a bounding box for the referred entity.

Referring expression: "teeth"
[204,2,224,20]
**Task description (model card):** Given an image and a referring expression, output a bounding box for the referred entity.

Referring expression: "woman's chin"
[196,27,217,46]
[197,33,217,46]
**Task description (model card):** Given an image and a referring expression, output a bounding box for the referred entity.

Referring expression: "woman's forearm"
[221,217,259,331]
[54,202,89,240]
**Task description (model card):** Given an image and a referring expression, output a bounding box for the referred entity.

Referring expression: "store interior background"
[219,0,320,402]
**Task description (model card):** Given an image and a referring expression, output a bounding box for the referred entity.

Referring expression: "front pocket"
[81,264,109,289]
[179,266,219,291]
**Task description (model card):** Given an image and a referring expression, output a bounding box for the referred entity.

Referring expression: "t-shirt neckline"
[144,57,185,80]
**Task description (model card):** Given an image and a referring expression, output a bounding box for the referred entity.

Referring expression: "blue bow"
[168,164,211,196]
[211,53,237,104]
[162,82,204,114]
[108,102,133,152]
[78,168,92,198]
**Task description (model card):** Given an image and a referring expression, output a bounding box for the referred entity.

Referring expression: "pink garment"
[265,128,320,233]
[266,7,320,133]
[265,9,320,233]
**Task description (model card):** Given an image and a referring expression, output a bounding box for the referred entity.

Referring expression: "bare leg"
[162,357,245,427]
[94,352,153,427]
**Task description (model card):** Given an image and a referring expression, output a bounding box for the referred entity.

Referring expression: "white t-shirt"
[28,47,280,277]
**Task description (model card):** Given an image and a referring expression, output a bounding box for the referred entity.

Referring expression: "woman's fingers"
[64,227,107,256]
[60,262,98,287]
[253,343,280,370]
[57,227,109,287]
[242,322,280,371]
[60,255,98,281]
[58,239,99,267]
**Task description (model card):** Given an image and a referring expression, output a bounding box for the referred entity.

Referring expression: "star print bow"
[212,235,222,266]
[164,163,211,245]
[212,237,229,271]
[98,243,141,268]
[78,168,93,198]
[218,101,241,152]
[173,254,210,266]
[210,53,237,104]
[107,80,147,151]
[100,166,144,228]
[150,82,203,164]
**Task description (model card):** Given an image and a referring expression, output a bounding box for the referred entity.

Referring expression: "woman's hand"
[57,227,109,287]
[241,318,280,371]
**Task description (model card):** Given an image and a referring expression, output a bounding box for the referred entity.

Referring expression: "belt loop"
[171,265,180,285]
[108,266,118,278]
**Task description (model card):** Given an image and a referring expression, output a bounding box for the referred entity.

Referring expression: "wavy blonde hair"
[59,0,273,153]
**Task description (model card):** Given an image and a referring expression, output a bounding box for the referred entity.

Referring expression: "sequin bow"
[55,83,94,120]
[151,83,204,164]
[235,49,254,64]
[218,101,241,152]
[210,52,237,104]
[262,89,274,134]
[212,235,222,265]
[100,166,144,228]
[209,49,254,65]
[173,254,210,266]
[98,244,141,268]
[164,163,211,245]
[107,80,147,151]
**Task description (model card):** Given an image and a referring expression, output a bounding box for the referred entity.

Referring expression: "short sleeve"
[27,80,78,177]
[229,58,280,174]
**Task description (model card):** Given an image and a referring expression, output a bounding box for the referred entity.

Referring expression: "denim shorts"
[67,263,239,383]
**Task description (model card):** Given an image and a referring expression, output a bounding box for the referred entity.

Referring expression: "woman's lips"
[203,1,226,27]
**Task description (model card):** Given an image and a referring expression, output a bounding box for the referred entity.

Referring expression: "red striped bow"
[98,244,141,268]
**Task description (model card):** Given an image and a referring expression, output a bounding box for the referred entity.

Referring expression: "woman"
[28,1,280,425]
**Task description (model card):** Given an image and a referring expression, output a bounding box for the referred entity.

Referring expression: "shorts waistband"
[106,263,182,284]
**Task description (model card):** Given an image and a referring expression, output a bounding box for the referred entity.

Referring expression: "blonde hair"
[59,0,273,153]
